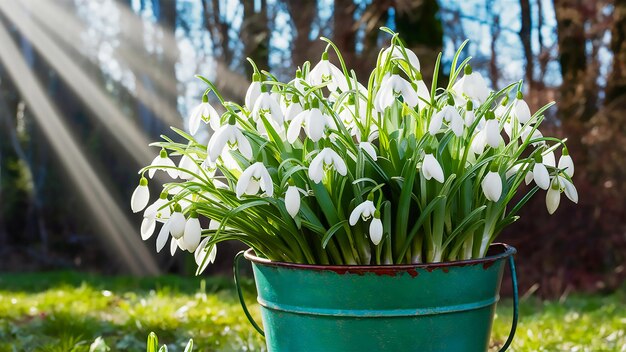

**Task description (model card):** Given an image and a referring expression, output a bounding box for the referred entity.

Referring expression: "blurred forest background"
[0,0,624,298]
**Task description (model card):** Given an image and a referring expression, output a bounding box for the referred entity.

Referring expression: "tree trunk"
[242,0,270,76]
[333,0,357,73]
[285,0,321,68]
[519,0,533,90]
[554,0,595,123]
[606,0,626,104]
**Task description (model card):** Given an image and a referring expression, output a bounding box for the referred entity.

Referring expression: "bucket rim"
[244,243,516,271]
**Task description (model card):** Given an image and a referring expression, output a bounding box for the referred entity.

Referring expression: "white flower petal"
[546,186,561,214]
[482,171,502,202]
[245,81,262,109]
[471,131,487,155]
[305,109,328,142]
[156,220,171,253]
[369,218,383,245]
[514,98,532,124]
[464,110,475,127]
[543,151,556,168]
[285,186,301,218]
[485,120,502,148]
[169,235,178,256]
[287,111,306,143]
[533,163,550,190]
[131,184,150,213]
[450,114,464,137]
[359,142,377,161]
[558,154,575,177]
[141,217,156,240]
[349,200,376,225]
[308,152,325,183]
[423,154,445,183]
[560,176,578,203]
[429,110,445,135]
[183,217,202,252]
[169,211,186,239]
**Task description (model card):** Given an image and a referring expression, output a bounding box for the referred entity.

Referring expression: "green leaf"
[322,220,349,248]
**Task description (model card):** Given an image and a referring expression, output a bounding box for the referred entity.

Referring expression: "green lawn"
[0,272,624,351]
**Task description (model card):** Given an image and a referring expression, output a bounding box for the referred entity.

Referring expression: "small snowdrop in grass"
[133,28,577,269]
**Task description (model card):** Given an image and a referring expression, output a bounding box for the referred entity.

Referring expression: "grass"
[0,271,624,351]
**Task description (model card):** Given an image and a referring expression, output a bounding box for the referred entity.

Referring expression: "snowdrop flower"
[484,112,502,148]
[381,46,420,71]
[148,149,178,179]
[288,69,307,94]
[181,212,201,252]
[374,73,419,112]
[520,125,544,146]
[528,154,551,190]
[453,65,491,103]
[429,101,464,136]
[195,236,217,274]
[207,121,253,162]
[359,142,377,161]
[285,185,301,218]
[369,215,383,246]
[245,73,262,108]
[513,91,532,124]
[144,191,171,220]
[308,52,348,92]
[284,96,304,121]
[545,175,578,215]
[308,148,347,183]
[494,97,510,119]
[421,153,445,183]
[178,153,200,180]
[482,168,502,202]
[558,148,574,177]
[545,181,560,215]
[287,103,331,143]
[236,162,274,198]
[169,204,186,239]
[349,200,376,225]
[188,95,220,135]
[470,130,488,155]
[131,177,150,213]
[252,86,284,124]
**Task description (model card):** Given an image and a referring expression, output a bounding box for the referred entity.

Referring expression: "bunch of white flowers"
[131,29,576,268]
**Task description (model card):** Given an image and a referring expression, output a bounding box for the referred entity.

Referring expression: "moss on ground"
[0,271,624,351]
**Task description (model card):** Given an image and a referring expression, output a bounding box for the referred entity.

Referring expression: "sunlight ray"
[0,2,161,165]
[20,0,181,115]
[0,19,160,275]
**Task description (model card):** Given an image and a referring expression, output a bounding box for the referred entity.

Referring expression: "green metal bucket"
[234,243,518,352]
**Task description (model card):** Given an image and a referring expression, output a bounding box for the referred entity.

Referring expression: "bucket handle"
[234,250,265,337]
[498,254,519,351]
